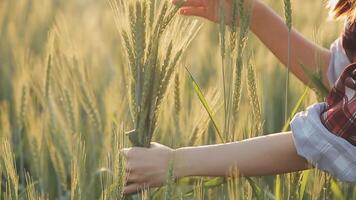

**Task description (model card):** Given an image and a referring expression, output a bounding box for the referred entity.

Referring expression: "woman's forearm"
[249,1,331,88]
[174,132,311,178]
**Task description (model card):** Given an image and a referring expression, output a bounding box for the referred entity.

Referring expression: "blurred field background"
[0,0,355,199]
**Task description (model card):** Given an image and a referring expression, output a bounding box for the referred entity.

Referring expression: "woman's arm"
[123,132,311,194]
[250,1,331,89]
[175,132,310,177]
[177,0,332,88]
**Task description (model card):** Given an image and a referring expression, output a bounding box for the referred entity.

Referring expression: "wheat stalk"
[164,159,175,200]
[276,0,292,190]
[229,0,251,138]
[149,0,156,27]
[193,178,204,200]
[111,0,200,147]
[47,138,67,192]
[0,103,11,141]
[0,139,19,200]
[173,73,181,146]
[218,0,229,139]
[284,0,292,31]
[77,72,103,134]
[229,0,239,53]
[70,136,86,200]
[17,85,28,187]
[113,126,126,199]
[284,0,292,123]
[246,61,262,135]
[232,0,251,118]
[25,172,42,200]
[19,86,28,131]
[44,54,53,100]
[63,89,76,133]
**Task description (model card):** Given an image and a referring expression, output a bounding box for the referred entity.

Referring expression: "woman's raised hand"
[172,0,234,24]
[122,143,174,194]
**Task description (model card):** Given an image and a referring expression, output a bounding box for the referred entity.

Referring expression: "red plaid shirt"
[321,63,356,146]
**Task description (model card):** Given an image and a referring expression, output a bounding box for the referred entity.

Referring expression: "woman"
[123,0,356,194]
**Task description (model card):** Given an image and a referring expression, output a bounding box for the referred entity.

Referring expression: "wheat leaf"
[282,87,309,132]
[185,67,225,143]
[300,64,329,97]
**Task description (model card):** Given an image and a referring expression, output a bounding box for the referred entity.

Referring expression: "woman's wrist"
[172,144,226,178]
[172,147,188,178]
[173,146,201,178]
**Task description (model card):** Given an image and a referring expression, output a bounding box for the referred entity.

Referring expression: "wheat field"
[0,0,355,199]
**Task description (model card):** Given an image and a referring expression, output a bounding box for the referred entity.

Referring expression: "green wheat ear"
[164,159,176,200]
[246,61,262,135]
[19,86,28,130]
[174,73,182,146]
[112,0,200,147]
[284,0,292,30]
[63,89,76,133]
[229,0,239,52]
[232,0,251,119]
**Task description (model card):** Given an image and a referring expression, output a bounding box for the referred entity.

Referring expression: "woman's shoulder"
[327,38,352,87]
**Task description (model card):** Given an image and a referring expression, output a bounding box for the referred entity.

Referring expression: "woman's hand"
[173,0,234,24]
[174,0,331,88]
[122,143,174,194]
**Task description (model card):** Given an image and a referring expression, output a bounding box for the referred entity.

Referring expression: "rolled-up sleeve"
[327,38,351,87]
[290,103,356,182]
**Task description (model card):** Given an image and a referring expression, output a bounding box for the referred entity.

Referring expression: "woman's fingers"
[120,143,173,192]
[125,161,133,173]
[125,171,140,182]
[180,7,208,18]
[172,0,206,7]
[124,183,141,194]
[121,146,147,158]
[120,148,131,158]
